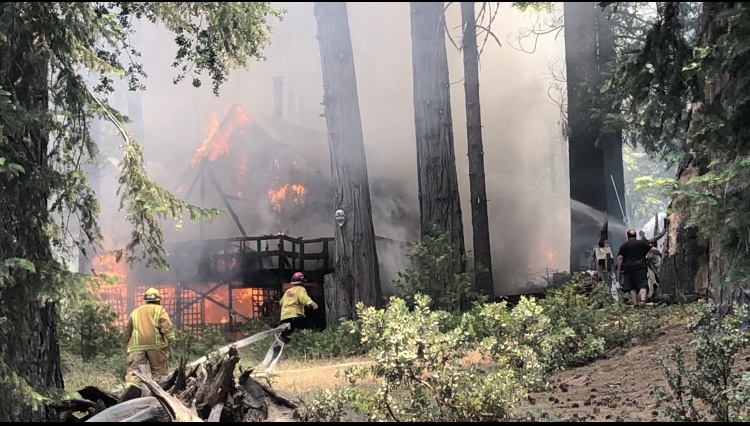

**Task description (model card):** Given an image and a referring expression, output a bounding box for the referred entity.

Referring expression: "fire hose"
[187,323,290,369]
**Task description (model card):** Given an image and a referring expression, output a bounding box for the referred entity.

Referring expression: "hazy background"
[95,2,570,296]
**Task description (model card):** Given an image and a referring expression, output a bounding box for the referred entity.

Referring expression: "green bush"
[58,283,124,362]
[302,275,668,422]
[284,320,363,360]
[653,303,750,422]
[534,277,664,371]
[170,327,228,364]
[393,230,484,311]
[303,295,542,422]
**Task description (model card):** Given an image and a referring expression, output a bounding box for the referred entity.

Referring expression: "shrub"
[393,229,484,311]
[653,303,750,422]
[284,320,364,360]
[303,276,669,422]
[303,295,542,422]
[170,327,228,364]
[58,281,124,362]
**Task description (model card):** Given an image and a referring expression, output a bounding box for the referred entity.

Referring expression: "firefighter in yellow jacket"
[278,272,318,344]
[123,288,176,389]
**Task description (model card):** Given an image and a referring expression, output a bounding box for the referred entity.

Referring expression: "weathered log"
[134,371,204,422]
[84,397,164,423]
[193,347,240,418]
[207,404,223,422]
[56,335,302,423]
[172,358,189,395]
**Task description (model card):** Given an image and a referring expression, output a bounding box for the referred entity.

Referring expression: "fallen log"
[53,341,300,422]
[84,397,167,423]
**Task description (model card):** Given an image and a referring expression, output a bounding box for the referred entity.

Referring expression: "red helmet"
[291,272,305,283]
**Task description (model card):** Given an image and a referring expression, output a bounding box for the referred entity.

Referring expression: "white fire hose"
[187,323,290,368]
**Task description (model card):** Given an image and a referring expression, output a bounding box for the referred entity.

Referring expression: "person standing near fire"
[617,229,662,306]
[278,272,318,344]
[122,287,176,395]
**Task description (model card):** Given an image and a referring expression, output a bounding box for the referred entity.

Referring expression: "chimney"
[273,76,284,118]
[287,78,297,124]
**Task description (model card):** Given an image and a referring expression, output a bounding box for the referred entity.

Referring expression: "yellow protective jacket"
[124,303,176,353]
[279,286,314,322]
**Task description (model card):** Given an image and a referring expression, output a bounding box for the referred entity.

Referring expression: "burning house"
[87,83,415,334]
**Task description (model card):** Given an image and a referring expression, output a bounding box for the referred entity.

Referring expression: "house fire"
[86,86,415,334]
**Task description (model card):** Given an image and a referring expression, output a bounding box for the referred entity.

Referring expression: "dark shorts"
[621,269,648,292]
[279,316,307,340]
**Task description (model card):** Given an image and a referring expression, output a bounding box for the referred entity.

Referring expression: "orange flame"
[88,253,129,324]
[88,254,271,327]
[190,105,252,165]
[268,183,307,213]
[545,247,556,263]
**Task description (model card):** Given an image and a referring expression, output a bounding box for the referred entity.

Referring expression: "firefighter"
[123,287,176,391]
[278,272,318,344]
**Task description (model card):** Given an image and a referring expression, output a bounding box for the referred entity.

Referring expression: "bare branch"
[476,25,502,49]
[507,7,564,55]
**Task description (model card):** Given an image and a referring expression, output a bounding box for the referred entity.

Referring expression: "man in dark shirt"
[617,229,661,306]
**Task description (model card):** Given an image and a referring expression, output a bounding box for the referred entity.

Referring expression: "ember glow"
[268,183,307,213]
[545,247,556,263]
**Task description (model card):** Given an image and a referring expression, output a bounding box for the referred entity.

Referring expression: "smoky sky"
[95,2,570,296]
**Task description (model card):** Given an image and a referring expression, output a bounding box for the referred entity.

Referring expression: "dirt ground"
[519,323,750,422]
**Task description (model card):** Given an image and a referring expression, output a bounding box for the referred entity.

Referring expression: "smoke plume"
[95,2,569,296]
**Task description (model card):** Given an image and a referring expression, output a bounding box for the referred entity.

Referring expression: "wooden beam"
[203,162,248,237]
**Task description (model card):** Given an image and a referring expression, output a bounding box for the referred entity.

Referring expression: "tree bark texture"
[660,2,732,306]
[410,2,467,277]
[564,2,607,271]
[314,2,383,324]
[460,2,494,299]
[0,8,64,420]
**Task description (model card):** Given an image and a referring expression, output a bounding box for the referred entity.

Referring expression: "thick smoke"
[96,2,568,296]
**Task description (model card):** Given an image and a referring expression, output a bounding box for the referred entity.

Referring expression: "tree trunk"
[314,2,383,324]
[596,7,627,251]
[564,2,607,272]
[0,9,64,420]
[460,2,494,299]
[410,2,467,279]
[660,2,732,306]
[659,155,711,301]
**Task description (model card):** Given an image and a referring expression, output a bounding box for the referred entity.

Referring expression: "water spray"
[611,175,629,228]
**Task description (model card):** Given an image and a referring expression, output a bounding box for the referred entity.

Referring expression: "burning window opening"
[268,183,307,214]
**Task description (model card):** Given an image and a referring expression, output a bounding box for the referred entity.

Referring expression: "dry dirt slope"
[519,323,750,422]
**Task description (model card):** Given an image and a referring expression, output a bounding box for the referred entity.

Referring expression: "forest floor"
[259,315,750,422]
[517,321,750,422]
[62,311,750,422]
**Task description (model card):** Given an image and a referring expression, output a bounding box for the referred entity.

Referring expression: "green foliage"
[653,303,750,422]
[393,230,484,311]
[0,2,283,420]
[304,276,666,422]
[304,295,535,422]
[58,293,124,362]
[512,2,554,13]
[284,321,364,360]
[171,327,228,364]
[606,2,750,283]
[622,144,675,227]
